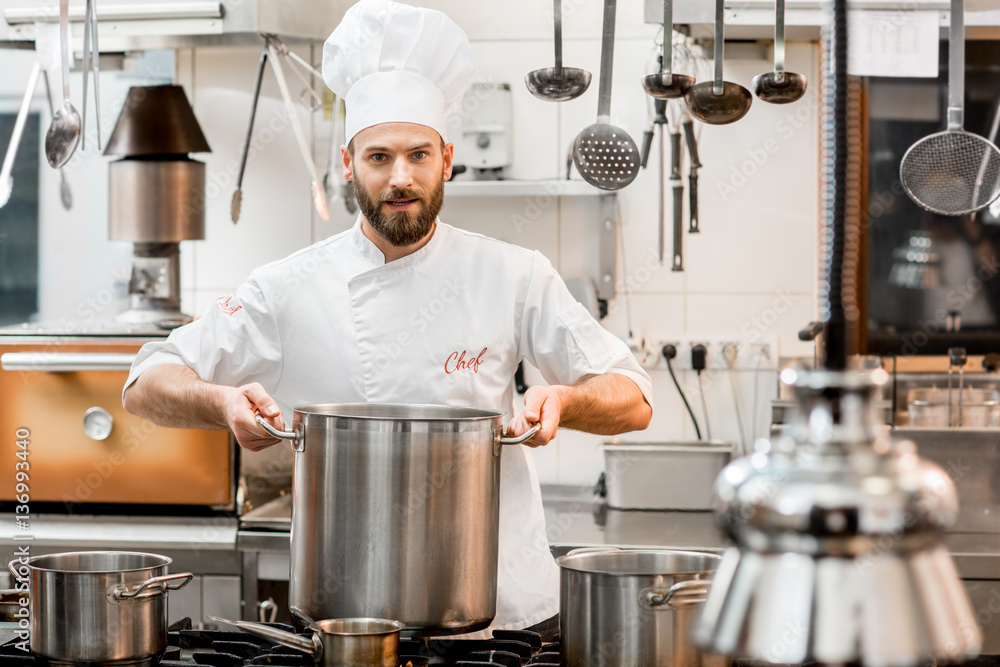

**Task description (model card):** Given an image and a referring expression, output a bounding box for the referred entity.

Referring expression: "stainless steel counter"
[236,485,1000,568]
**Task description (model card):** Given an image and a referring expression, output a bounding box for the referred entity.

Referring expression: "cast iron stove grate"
[0,619,559,666]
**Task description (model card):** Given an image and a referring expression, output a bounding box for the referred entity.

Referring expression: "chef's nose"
[389,155,415,190]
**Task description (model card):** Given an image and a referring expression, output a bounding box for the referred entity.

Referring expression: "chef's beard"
[354,177,445,247]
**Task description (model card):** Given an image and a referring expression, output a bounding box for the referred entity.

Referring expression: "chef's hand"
[507,386,563,447]
[223,382,285,451]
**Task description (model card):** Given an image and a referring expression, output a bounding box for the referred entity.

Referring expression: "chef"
[122,0,652,640]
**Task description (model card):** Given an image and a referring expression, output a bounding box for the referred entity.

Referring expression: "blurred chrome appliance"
[454,82,512,179]
[694,0,981,662]
[104,85,211,327]
[696,369,981,664]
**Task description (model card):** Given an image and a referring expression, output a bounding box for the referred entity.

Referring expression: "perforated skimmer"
[572,0,639,191]
[900,0,1000,216]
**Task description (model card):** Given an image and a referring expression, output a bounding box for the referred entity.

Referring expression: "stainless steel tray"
[602,441,732,511]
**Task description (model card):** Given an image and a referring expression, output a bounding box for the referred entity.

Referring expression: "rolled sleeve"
[122,276,283,401]
[518,252,653,409]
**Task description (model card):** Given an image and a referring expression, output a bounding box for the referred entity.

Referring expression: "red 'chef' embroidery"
[217,295,243,316]
[445,347,487,374]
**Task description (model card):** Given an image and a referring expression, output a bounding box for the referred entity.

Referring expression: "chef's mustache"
[379,188,424,203]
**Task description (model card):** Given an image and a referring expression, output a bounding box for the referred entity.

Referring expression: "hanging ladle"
[752,0,807,104]
[684,0,752,125]
[525,0,592,102]
[642,0,694,99]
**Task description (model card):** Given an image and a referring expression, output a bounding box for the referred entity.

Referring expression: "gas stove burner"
[0,621,558,667]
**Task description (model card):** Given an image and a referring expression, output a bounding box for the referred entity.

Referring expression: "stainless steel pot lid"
[557,549,720,576]
[293,403,503,421]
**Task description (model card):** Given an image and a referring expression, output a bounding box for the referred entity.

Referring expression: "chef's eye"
[370,153,387,162]
[412,151,428,160]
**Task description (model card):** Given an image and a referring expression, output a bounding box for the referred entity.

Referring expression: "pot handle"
[255,414,303,452]
[641,579,711,610]
[209,614,322,660]
[7,559,26,583]
[108,572,193,603]
[500,423,541,446]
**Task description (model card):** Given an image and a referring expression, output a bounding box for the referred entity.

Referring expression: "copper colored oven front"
[0,338,231,508]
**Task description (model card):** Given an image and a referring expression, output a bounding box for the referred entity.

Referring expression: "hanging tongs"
[81,0,101,150]
[264,34,325,112]
[263,35,330,221]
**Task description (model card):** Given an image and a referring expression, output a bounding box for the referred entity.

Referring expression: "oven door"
[0,339,233,508]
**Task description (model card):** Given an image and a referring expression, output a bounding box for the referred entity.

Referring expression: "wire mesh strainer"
[900,0,1000,216]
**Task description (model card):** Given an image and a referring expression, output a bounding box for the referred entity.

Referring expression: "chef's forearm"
[123,364,231,430]
[555,374,652,434]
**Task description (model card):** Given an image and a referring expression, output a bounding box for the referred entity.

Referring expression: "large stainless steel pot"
[257,403,539,635]
[8,551,192,667]
[557,549,725,667]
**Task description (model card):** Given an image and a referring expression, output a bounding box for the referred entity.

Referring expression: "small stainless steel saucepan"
[210,614,404,667]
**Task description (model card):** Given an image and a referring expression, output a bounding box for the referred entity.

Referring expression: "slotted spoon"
[900,0,1000,215]
[572,0,639,191]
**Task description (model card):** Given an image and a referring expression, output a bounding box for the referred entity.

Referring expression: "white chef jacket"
[124,218,653,634]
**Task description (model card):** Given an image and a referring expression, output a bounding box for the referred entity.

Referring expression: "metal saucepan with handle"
[557,548,725,667]
[210,613,405,667]
[255,403,539,635]
[8,551,192,666]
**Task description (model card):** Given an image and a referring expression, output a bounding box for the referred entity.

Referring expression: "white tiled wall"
[11,3,821,487]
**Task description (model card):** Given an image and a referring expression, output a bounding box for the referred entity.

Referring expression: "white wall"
[4,1,821,488]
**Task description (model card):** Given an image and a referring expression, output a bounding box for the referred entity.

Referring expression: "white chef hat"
[322,0,475,145]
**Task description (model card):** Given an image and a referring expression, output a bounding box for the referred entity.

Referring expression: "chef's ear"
[342,142,354,181]
[442,141,454,181]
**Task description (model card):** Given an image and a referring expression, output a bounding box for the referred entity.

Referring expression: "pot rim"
[24,551,172,574]
[556,548,721,576]
[292,403,503,422]
[315,618,407,636]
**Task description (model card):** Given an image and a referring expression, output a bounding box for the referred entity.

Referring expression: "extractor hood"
[0,0,353,49]
[646,0,1000,40]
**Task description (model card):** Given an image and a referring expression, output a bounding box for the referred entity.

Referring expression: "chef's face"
[345,123,452,247]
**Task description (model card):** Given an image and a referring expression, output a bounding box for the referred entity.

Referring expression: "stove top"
[0,619,560,666]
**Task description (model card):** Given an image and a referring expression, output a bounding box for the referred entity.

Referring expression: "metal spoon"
[525,0,592,102]
[42,70,72,210]
[44,0,81,169]
[231,44,268,224]
[0,62,41,209]
[572,0,640,191]
[642,0,694,100]
[684,0,752,125]
[752,0,807,104]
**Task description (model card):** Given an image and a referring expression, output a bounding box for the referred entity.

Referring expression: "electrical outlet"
[652,336,778,371]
